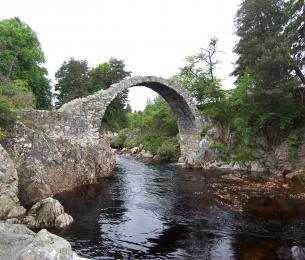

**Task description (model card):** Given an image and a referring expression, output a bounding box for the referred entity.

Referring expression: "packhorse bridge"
[59,76,204,157]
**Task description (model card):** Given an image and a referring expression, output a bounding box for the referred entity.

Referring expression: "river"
[56,155,305,259]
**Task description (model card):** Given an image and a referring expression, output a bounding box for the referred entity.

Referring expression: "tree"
[88,57,131,94]
[231,0,305,142]
[286,0,305,85]
[233,0,298,91]
[0,18,51,109]
[174,38,223,106]
[55,58,90,107]
[55,57,131,132]
[89,58,131,131]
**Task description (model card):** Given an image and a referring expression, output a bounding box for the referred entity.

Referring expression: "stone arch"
[59,76,203,156]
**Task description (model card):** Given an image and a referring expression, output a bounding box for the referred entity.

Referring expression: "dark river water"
[56,155,305,259]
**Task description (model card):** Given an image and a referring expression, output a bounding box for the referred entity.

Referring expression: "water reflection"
[56,155,305,259]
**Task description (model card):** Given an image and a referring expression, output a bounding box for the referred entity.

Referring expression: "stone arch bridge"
[59,76,204,157]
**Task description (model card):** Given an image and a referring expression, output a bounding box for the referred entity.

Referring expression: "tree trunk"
[294,67,305,85]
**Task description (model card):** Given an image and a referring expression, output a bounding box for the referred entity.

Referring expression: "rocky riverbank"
[0,223,87,259]
[0,108,116,223]
[0,108,116,259]
[114,144,162,161]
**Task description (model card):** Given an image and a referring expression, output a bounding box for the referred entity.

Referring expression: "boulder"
[178,156,186,163]
[0,223,87,259]
[285,170,305,180]
[250,161,266,173]
[23,197,73,229]
[138,144,144,152]
[130,147,139,154]
[0,144,26,220]
[55,213,74,229]
[183,137,217,168]
[153,154,161,161]
[7,206,27,219]
[142,151,154,159]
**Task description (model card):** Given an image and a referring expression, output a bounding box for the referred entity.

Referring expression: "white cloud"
[1,0,240,110]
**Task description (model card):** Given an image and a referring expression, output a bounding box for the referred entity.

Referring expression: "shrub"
[157,141,179,161]
[0,96,16,127]
[213,142,231,162]
[0,128,5,139]
[233,148,255,164]
[288,133,302,160]
[200,128,208,137]
[124,140,139,149]
[113,129,128,147]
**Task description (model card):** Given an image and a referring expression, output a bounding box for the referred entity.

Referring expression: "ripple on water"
[55,155,305,259]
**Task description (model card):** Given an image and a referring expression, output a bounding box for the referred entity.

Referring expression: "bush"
[0,96,16,127]
[213,142,231,162]
[113,129,128,147]
[0,80,35,109]
[288,133,302,160]
[124,140,140,149]
[200,128,208,137]
[157,141,179,161]
[0,128,5,139]
[0,80,35,129]
[233,148,255,164]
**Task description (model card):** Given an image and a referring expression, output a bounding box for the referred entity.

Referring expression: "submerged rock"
[0,223,87,259]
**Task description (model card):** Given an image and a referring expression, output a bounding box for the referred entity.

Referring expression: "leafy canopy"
[0,17,51,109]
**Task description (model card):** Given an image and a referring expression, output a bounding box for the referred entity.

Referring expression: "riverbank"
[113,146,305,213]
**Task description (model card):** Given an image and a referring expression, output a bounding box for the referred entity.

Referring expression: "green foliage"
[114,128,129,147]
[213,142,231,162]
[0,80,34,128]
[200,128,208,137]
[157,140,179,161]
[55,57,130,132]
[0,80,35,109]
[115,96,180,159]
[233,148,255,164]
[233,0,296,90]
[233,117,254,148]
[0,128,5,139]
[0,96,15,127]
[55,58,90,107]
[288,132,302,160]
[173,38,224,106]
[286,0,305,73]
[0,18,51,109]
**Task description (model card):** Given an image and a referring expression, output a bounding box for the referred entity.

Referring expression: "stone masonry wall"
[59,76,205,157]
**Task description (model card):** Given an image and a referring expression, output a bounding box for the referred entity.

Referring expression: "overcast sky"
[1,0,241,110]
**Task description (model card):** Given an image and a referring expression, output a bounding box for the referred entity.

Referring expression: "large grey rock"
[130,146,139,154]
[0,145,26,219]
[9,110,116,205]
[274,134,305,174]
[0,223,87,260]
[55,213,74,229]
[142,151,154,159]
[23,198,73,229]
[185,137,217,168]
